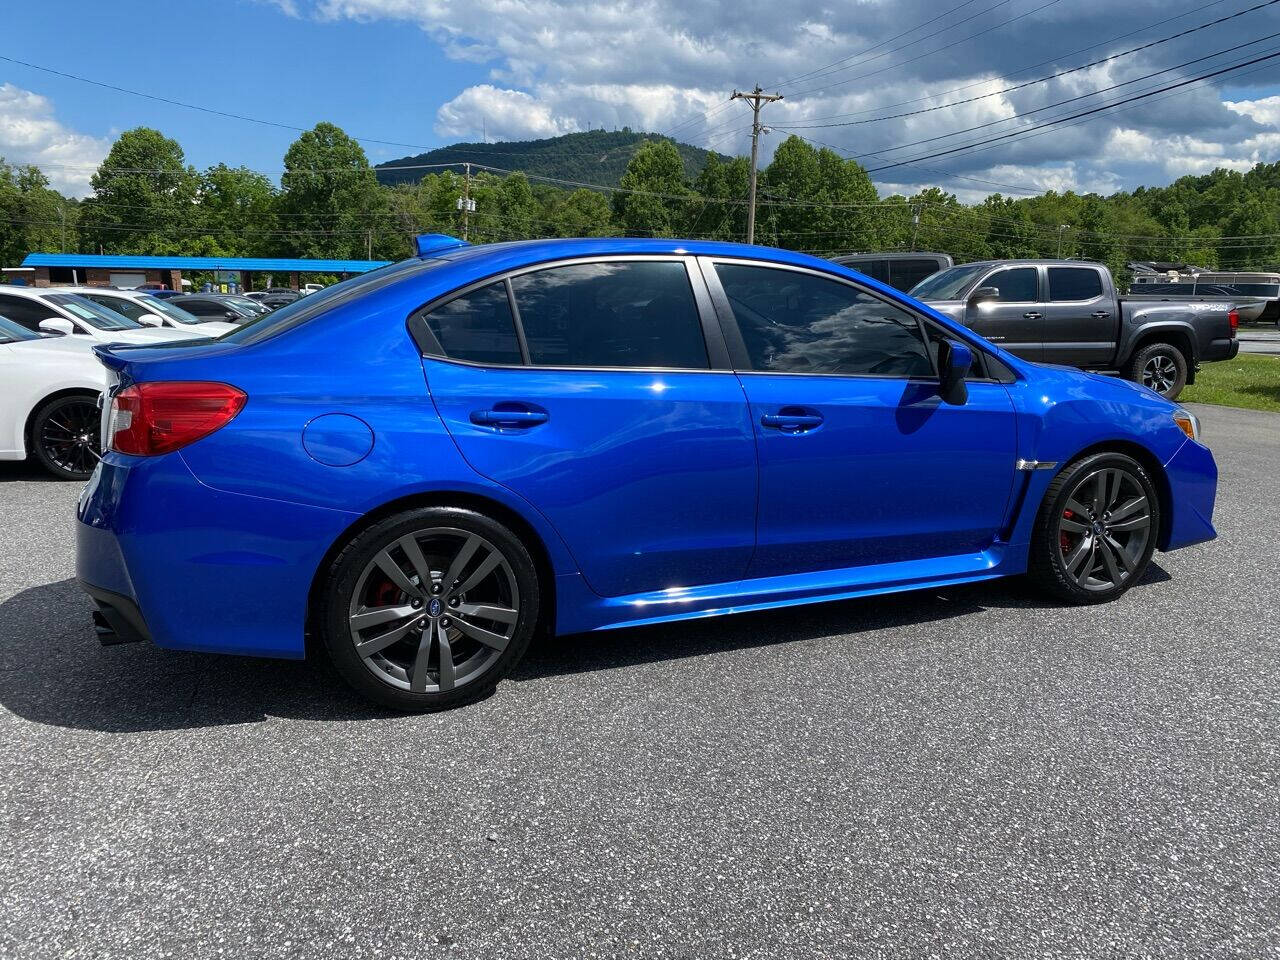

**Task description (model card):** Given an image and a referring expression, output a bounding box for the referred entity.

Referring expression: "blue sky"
[3,0,1280,200]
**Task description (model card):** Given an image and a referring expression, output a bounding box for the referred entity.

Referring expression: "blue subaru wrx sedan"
[77,235,1218,710]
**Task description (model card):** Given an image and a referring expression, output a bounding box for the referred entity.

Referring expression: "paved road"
[1238,327,1280,355]
[2,405,1277,959]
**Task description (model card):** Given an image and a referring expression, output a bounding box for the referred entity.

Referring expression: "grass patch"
[1182,352,1280,412]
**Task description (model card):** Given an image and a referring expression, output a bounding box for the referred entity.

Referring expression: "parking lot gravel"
[1,403,1277,959]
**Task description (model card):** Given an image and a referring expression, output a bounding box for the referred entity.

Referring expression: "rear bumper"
[76,452,360,659]
[1202,337,1240,363]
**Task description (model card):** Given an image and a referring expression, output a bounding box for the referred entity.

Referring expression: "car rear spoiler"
[91,343,133,372]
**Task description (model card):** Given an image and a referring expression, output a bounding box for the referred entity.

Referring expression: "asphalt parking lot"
[1,403,1277,959]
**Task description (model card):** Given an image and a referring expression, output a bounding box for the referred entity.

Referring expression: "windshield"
[225,296,268,313]
[0,315,40,343]
[909,264,987,301]
[45,293,144,330]
[137,294,205,325]
[222,258,444,345]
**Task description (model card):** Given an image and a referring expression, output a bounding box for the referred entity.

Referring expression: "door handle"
[1091,311,1111,319]
[760,409,824,433]
[470,407,549,428]
[1023,311,1043,320]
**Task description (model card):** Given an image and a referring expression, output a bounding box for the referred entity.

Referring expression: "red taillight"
[1229,308,1239,336]
[108,382,246,456]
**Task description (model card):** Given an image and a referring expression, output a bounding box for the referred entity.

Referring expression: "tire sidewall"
[319,506,540,711]
[30,394,99,481]
[1131,343,1187,400]
[1037,452,1160,604]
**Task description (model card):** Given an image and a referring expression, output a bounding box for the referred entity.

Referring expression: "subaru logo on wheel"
[428,598,443,617]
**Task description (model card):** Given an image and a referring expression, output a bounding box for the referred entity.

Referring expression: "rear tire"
[1127,342,1187,400]
[1026,452,1159,605]
[318,507,540,712]
[29,393,101,480]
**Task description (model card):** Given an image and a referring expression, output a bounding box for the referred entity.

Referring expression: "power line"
[776,0,1280,131]
[848,30,1280,161]
[865,47,1280,173]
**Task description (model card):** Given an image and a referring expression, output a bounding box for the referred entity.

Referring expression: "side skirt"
[554,545,1025,635]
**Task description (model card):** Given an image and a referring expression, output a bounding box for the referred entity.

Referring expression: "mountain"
[374,130,731,188]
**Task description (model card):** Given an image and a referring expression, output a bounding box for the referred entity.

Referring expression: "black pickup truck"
[911,259,1240,400]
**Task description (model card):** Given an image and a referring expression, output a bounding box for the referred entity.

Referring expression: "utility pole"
[910,205,921,251]
[731,85,783,245]
[1057,223,1069,258]
[59,203,67,253]
[455,162,476,242]
[366,229,373,260]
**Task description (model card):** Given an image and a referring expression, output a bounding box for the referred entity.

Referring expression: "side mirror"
[137,313,164,327]
[968,286,1000,306]
[938,339,973,406]
[39,317,76,337]
[225,311,239,321]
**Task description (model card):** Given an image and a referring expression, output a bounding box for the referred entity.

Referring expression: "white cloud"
[0,84,110,197]
[435,85,578,139]
[1225,95,1280,127]
[276,0,1280,196]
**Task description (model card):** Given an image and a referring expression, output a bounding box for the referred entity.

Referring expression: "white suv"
[64,287,238,336]
[0,287,205,344]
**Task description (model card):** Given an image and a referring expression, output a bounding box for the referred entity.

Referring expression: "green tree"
[0,160,74,265]
[79,127,199,255]
[690,154,749,241]
[198,164,277,256]
[278,122,389,259]
[613,139,691,237]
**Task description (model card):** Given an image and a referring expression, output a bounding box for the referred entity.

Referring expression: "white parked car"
[0,287,205,344]
[64,287,238,336]
[0,314,105,480]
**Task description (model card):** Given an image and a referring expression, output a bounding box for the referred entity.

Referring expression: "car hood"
[189,321,237,335]
[7,334,98,356]
[919,299,965,321]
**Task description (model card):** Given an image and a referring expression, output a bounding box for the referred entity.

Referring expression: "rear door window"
[423,282,522,365]
[1048,267,1104,301]
[510,260,708,369]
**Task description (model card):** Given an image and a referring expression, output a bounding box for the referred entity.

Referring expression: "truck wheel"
[1128,342,1187,400]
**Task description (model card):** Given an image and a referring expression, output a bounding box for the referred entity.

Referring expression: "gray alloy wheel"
[347,527,521,695]
[32,395,101,480]
[1141,354,1179,395]
[1055,466,1152,592]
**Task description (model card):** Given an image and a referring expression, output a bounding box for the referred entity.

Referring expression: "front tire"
[1026,452,1159,605]
[1127,342,1187,400]
[318,507,540,711]
[29,393,101,480]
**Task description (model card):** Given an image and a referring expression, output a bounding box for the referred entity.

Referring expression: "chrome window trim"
[408,254,731,372]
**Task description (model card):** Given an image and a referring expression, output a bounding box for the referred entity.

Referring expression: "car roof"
[834,251,952,262]
[947,259,1108,269]
[428,237,865,275]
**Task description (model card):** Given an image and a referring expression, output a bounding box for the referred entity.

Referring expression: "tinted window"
[890,259,944,292]
[81,294,149,322]
[511,261,708,369]
[1048,267,1103,301]
[177,299,221,316]
[909,263,987,300]
[985,267,1038,302]
[715,264,933,377]
[0,295,55,332]
[45,294,141,330]
[139,295,203,324]
[424,282,521,365]
[838,258,889,283]
[0,315,39,342]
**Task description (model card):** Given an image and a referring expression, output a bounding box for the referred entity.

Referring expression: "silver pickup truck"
[911,259,1240,400]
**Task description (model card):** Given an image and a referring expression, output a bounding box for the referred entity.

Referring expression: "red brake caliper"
[1060,508,1075,553]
